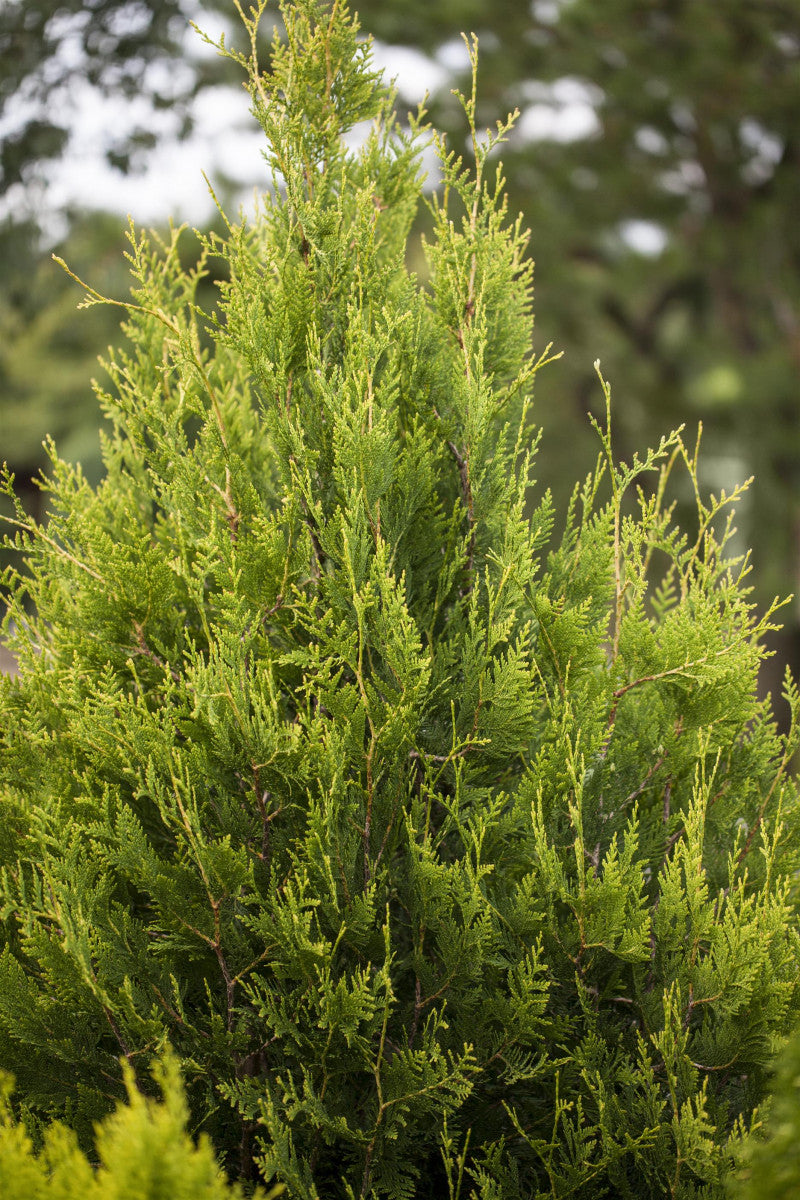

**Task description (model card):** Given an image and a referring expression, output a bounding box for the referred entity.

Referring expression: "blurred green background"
[2,0,800,706]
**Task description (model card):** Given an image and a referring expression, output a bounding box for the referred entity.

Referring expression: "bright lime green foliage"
[729,1027,800,1200]
[0,1049,278,1199]
[1,2,799,1197]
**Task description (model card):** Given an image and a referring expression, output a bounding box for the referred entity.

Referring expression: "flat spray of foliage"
[1,1,799,1196]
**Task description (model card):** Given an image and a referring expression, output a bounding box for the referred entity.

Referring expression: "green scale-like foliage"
[1,2,799,1196]
[0,1049,280,1200]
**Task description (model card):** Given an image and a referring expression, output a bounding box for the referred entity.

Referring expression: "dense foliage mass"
[728,1025,800,1200]
[7,1,800,664]
[1,2,799,1196]
[0,1049,280,1199]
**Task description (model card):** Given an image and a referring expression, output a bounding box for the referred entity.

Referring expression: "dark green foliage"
[0,1048,279,1199]
[1,3,799,1197]
[728,1026,800,1199]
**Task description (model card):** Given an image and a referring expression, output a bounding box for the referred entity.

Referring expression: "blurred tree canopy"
[2,0,196,194]
[1,0,195,505]
[3,0,800,686]
[0,0,244,497]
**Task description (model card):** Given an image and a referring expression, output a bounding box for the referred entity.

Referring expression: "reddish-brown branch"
[132,621,181,682]
[363,741,375,886]
[103,1005,134,1065]
[408,975,423,1050]
[447,439,476,589]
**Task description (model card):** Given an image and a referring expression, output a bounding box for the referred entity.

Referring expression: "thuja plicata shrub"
[1,2,799,1196]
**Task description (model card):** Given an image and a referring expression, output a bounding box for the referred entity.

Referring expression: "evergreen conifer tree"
[1,2,798,1196]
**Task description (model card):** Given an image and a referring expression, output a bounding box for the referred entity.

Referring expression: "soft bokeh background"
[2,0,800,706]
